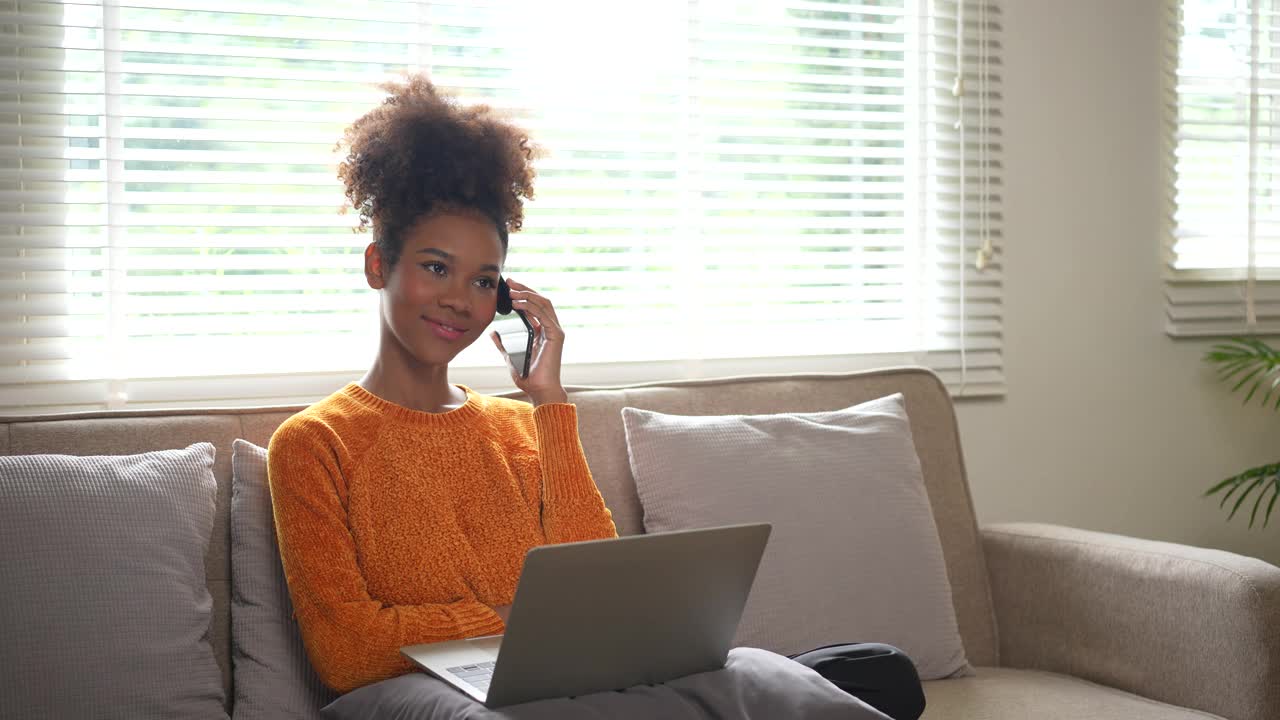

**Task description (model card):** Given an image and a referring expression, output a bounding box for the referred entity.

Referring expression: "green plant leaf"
[1202,338,1280,530]
[1205,336,1280,411]
[1213,351,1252,368]
[1249,477,1278,529]
[1245,378,1263,405]
[1231,366,1265,394]
[1248,337,1275,354]
[1217,465,1270,507]
[1263,374,1280,408]
[1207,462,1280,527]
[1208,465,1266,498]
[1216,359,1254,382]
[1266,483,1280,529]
[1244,368,1280,405]
[1228,475,1266,521]
[1263,387,1277,409]
[1204,474,1240,497]
[1220,474,1248,508]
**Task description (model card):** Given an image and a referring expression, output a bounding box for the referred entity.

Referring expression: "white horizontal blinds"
[1,0,1005,414]
[93,0,427,372]
[2,0,430,410]
[1169,0,1280,335]
[916,0,1003,392]
[444,0,691,369]
[0,1,88,400]
[678,1,919,363]
[509,0,911,365]
[497,0,1005,390]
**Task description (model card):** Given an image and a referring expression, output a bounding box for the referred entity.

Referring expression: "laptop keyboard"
[448,661,496,693]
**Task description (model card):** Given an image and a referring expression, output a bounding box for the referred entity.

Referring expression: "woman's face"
[372,210,505,367]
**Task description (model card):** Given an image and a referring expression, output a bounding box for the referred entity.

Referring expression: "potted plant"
[1203,337,1280,528]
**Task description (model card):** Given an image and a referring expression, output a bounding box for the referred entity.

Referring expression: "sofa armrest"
[982,522,1280,720]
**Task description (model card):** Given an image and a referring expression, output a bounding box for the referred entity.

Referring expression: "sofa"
[2,367,1278,719]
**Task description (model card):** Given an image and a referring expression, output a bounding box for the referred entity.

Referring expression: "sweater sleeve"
[267,420,506,694]
[531,403,619,544]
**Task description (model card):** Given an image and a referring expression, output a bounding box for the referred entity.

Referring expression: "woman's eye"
[476,277,496,289]
[421,262,446,276]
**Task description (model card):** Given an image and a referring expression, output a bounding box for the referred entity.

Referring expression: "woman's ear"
[364,243,386,289]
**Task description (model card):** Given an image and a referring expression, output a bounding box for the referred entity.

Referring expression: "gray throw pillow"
[320,647,888,720]
[231,439,338,719]
[621,393,972,680]
[0,443,228,719]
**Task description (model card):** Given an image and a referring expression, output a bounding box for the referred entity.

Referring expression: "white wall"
[954,0,1280,566]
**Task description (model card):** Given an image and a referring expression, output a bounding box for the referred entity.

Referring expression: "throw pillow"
[320,646,889,720]
[230,439,338,719]
[621,393,971,680]
[0,443,228,719]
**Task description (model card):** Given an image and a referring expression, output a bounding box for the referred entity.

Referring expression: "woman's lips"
[424,317,466,341]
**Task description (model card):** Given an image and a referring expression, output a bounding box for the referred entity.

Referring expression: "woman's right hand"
[489,278,568,406]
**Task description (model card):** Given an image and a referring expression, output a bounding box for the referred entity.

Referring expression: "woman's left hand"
[490,278,569,406]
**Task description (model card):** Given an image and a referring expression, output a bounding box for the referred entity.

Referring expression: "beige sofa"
[3,367,1277,719]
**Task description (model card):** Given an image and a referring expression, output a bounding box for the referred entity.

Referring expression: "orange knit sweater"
[266,382,618,694]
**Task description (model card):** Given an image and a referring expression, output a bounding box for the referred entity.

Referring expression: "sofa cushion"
[0,443,228,719]
[3,412,246,703]
[230,439,338,719]
[553,370,998,668]
[922,667,1226,719]
[621,393,971,681]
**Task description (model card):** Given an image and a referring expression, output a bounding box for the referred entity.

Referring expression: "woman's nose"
[437,281,471,313]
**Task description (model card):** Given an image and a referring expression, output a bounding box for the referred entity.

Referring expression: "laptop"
[400,522,771,708]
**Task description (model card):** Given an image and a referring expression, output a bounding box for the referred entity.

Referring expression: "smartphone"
[495,278,534,378]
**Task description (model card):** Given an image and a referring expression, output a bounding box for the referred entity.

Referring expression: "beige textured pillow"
[621,393,971,680]
[0,443,228,719]
[230,440,338,719]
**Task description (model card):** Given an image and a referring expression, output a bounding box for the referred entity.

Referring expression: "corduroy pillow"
[230,439,338,719]
[0,443,228,719]
[621,393,972,680]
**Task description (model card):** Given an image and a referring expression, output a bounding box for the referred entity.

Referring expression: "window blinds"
[1168,0,1280,336]
[1,0,1003,414]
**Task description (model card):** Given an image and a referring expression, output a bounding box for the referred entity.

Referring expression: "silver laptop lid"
[484,522,771,708]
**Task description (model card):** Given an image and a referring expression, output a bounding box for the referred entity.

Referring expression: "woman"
[267,74,616,695]
[268,74,924,720]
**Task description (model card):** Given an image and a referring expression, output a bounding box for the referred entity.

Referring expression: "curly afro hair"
[337,73,538,269]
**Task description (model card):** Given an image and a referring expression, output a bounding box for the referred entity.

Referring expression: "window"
[1169,0,1280,335]
[2,0,1003,413]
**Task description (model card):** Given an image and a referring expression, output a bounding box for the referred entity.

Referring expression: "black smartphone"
[495,278,534,378]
